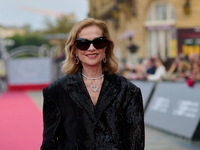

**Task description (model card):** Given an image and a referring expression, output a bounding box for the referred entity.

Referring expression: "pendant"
[90,85,98,92]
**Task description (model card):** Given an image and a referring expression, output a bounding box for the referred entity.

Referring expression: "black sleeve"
[125,87,145,150]
[41,87,61,150]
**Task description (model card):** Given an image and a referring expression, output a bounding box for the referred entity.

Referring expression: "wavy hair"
[62,18,118,75]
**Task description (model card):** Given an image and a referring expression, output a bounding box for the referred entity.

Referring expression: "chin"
[83,61,102,67]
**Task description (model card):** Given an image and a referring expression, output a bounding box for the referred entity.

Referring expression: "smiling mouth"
[86,54,98,57]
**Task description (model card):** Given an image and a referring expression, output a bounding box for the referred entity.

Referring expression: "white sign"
[172,100,199,119]
[150,97,170,113]
[7,58,52,85]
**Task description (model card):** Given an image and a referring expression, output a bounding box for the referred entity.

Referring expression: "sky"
[0,0,89,30]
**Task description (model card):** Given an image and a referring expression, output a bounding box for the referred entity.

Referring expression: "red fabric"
[0,92,43,150]
[7,83,50,91]
[187,78,194,87]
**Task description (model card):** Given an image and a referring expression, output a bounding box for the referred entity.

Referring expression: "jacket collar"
[66,69,121,124]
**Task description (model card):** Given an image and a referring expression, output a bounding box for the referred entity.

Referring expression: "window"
[145,1,176,59]
[156,4,167,20]
[147,1,175,22]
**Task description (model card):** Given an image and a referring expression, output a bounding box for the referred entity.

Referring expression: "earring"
[75,55,79,64]
[103,53,107,63]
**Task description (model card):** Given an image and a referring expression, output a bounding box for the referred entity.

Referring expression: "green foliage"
[42,15,76,34]
[21,24,32,33]
[5,15,76,51]
[15,54,38,58]
[6,33,49,51]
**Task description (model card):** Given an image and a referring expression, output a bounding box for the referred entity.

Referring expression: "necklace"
[82,73,104,92]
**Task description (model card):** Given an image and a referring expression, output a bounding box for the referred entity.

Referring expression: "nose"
[88,43,96,50]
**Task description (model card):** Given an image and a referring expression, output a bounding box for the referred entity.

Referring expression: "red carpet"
[0,92,43,150]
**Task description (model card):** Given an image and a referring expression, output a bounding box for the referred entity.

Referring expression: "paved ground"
[145,126,200,150]
[26,91,200,150]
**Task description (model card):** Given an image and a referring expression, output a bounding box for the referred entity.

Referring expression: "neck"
[82,66,103,78]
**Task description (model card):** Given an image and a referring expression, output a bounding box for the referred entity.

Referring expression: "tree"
[21,24,32,33]
[42,15,76,34]
[5,15,76,51]
[6,33,49,51]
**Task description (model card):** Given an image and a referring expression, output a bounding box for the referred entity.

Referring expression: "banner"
[145,81,200,140]
[7,58,52,90]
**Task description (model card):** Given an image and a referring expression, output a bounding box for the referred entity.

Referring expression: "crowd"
[122,52,200,87]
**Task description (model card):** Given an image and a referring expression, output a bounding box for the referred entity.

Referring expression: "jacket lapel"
[94,72,121,124]
[65,70,121,124]
[67,69,96,123]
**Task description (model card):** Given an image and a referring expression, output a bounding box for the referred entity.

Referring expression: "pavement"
[9,91,200,150]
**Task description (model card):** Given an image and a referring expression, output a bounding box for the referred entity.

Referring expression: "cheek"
[76,50,84,57]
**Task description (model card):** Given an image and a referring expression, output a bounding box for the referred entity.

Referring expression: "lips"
[86,53,98,58]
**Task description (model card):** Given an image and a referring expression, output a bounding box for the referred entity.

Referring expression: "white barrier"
[7,57,52,90]
[145,81,200,140]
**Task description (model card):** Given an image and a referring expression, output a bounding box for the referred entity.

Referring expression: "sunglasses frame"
[75,36,107,50]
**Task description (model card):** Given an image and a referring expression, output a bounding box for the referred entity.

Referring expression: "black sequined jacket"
[41,69,145,150]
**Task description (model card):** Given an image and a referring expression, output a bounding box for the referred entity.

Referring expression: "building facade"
[89,0,200,67]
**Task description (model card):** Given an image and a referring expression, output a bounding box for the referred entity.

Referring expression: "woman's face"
[75,25,106,69]
[154,58,161,68]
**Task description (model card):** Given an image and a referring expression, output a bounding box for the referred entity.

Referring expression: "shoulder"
[109,73,140,91]
[111,74,142,105]
[43,75,68,96]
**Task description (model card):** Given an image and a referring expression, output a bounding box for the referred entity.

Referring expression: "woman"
[164,54,191,81]
[187,62,200,87]
[41,18,144,150]
[146,57,166,81]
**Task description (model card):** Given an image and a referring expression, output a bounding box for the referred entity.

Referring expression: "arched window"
[145,1,176,60]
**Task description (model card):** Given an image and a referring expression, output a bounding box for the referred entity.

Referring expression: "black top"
[41,69,145,150]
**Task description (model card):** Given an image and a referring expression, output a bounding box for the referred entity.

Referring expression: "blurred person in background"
[144,57,156,75]
[130,63,146,80]
[188,52,200,64]
[123,57,156,81]
[41,18,144,150]
[164,54,191,81]
[187,62,200,87]
[186,52,200,86]
[152,53,161,60]
[122,62,135,79]
[145,57,166,81]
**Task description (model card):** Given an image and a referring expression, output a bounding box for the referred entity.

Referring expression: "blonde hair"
[62,18,118,75]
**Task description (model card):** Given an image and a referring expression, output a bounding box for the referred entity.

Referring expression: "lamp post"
[112,5,120,29]
[184,0,190,14]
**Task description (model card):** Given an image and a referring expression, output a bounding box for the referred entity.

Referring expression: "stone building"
[0,27,25,38]
[89,0,200,67]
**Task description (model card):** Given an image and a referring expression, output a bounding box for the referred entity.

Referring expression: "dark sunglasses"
[75,36,107,50]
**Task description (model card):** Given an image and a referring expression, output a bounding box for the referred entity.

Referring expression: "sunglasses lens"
[76,39,90,50]
[93,37,107,49]
[75,37,107,50]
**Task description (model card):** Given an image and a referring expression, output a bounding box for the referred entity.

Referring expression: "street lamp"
[184,0,190,14]
[112,6,120,29]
